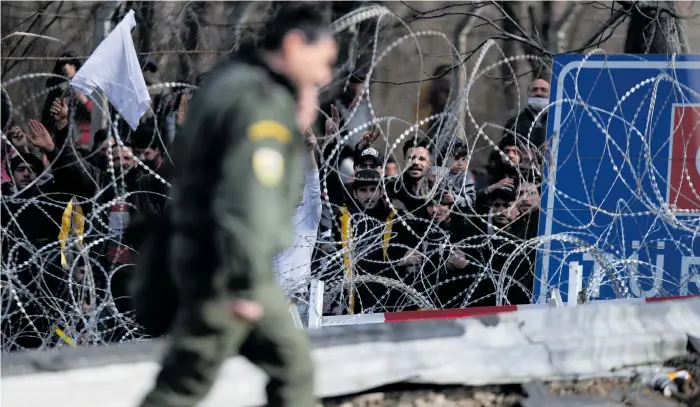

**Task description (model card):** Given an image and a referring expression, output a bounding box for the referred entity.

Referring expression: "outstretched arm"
[300,129,322,229]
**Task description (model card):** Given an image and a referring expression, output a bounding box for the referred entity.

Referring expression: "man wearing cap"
[316,145,384,249]
[354,146,383,173]
[322,168,420,314]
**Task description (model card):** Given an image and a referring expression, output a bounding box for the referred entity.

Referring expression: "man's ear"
[281,29,307,56]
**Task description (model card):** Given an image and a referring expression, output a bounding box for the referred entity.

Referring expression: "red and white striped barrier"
[306,259,700,328]
[310,286,699,327]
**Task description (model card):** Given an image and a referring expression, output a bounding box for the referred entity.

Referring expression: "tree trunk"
[179,2,207,81]
[136,1,154,53]
[624,0,688,54]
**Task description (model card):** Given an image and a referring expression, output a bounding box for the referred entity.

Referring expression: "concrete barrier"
[2,298,699,407]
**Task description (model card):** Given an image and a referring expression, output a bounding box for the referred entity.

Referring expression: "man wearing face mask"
[503,78,550,150]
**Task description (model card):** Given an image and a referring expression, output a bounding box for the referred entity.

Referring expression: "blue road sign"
[535,54,700,304]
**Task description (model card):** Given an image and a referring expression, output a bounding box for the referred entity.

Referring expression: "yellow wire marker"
[53,325,76,347]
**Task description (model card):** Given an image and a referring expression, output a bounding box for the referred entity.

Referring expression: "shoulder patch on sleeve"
[253,147,284,187]
[247,120,291,145]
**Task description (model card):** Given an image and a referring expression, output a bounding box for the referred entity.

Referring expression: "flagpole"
[90,2,119,141]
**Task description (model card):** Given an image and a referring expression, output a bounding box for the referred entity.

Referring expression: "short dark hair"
[51,51,82,76]
[440,139,468,162]
[10,153,44,174]
[352,168,381,190]
[129,123,167,152]
[402,136,432,159]
[453,144,469,160]
[259,3,332,51]
[92,129,109,152]
[498,134,525,151]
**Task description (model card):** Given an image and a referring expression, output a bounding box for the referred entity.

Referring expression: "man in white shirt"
[272,128,321,309]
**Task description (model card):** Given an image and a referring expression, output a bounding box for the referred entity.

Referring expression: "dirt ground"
[322,379,692,407]
[323,354,700,407]
[322,385,522,407]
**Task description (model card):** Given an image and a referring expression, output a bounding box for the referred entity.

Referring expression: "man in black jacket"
[503,77,550,150]
[322,169,422,314]
[385,137,433,219]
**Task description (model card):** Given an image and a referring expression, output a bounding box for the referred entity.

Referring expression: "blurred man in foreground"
[136,3,337,406]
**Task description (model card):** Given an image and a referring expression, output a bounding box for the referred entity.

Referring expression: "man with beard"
[131,124,167,171]
[472,134,529,220]
[324,169,419,314]
[470,188,534,307]
[403,179,473,309]
[385,137,433,219]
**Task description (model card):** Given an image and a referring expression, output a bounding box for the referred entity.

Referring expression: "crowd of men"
[0,50,550,350]
[304,74,549,315]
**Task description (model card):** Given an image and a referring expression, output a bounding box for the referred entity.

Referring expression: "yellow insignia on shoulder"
[252,147,284,187]
[247,120,291,145]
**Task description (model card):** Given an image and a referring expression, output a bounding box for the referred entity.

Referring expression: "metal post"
[89,2,119,140]
[307,279,325,329]
[568,261,583,306]
[548,287,564,308]
[288,302,304,329]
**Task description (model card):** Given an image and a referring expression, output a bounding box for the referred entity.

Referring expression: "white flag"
[71,10,150,130]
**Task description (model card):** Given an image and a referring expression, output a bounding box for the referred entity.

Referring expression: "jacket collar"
[233,48,297,99]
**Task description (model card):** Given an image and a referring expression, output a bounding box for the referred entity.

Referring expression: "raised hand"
[26,119,55,152]
[488,177,515,193]
[359,127,380,148]
[304,127,317,152]
[325,104,340,136]
[50,97,69,124]
[8,126,29,152]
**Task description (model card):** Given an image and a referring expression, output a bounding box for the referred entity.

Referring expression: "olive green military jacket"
[168,55,306,296]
